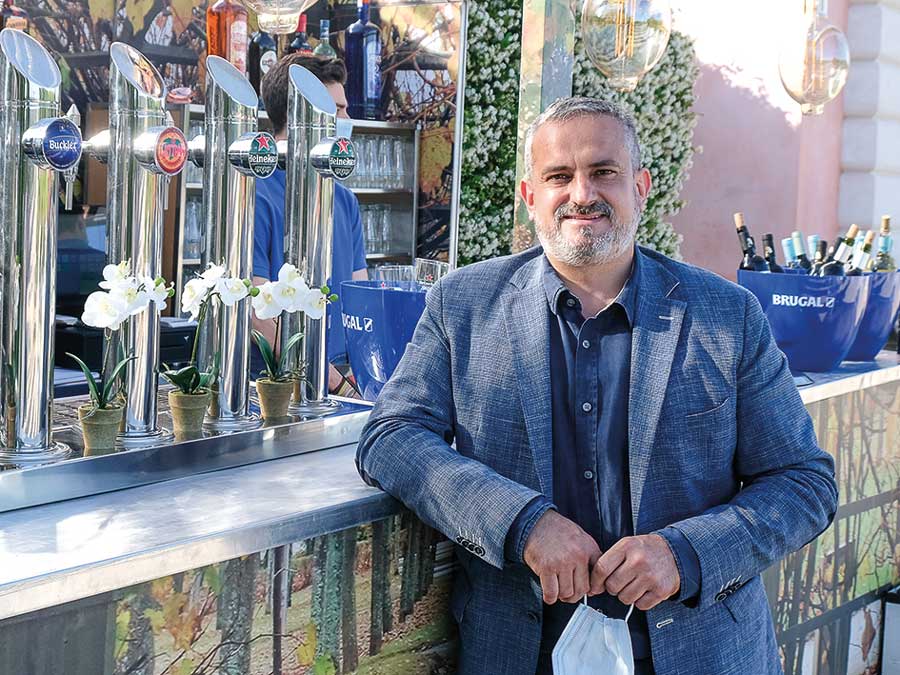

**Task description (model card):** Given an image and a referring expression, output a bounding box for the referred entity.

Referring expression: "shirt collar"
[540,250,640,325]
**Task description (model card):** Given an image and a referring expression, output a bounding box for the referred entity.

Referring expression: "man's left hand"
[590,534,680,611]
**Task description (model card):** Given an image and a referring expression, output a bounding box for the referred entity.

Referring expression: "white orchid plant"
[250,263,337,382]
[162,263,261,395]
[69,260,174,410]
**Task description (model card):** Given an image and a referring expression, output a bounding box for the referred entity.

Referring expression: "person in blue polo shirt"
[252,55,367,396]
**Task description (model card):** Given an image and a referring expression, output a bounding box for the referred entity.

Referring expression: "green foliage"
[458,13,698,263]
[67,352,133,410]
[251,329,304,382]
[160,363,217,395]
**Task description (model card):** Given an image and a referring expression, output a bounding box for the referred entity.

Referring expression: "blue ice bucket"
[341,280,427,401]
[737,270,871,372]
[845,272,900,361]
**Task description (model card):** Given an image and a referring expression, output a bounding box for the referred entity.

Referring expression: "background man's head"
[261,54,349,137]
[521,96,651,268]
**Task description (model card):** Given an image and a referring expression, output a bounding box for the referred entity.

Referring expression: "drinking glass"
[365,205,383,253]
[380,204,392,253]
[393,138,408,190]
[375,265,416,283]
[414,258,450,287]
[377,136,392,189]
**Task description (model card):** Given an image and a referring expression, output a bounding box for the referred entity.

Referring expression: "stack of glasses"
[344,135,411,190]
[362,204,392,254]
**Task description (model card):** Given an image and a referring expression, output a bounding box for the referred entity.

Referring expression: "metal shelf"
[366,252,412,261]
[349,119,416,132]
[350,188,413,197]
[185,182,203,190]
[182,257,201,266]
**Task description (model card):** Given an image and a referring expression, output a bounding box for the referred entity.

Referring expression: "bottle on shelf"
[873,215,896,272]
[207,0,249,74]
[287,14,313,55]
[314,19,337,58]
[762,234,784,273]
[1,0,29,31]
[734,213,770,272]
[819,224,859,276]
[810,240,829,276]
[848,231,875,276]
[248,28,277,99]
[791,230,812,271]
[781,237,798,268]
[345,0,382,120]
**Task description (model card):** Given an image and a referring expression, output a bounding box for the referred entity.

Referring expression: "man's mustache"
[554,201,613,224]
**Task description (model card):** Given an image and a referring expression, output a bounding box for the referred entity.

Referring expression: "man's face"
[520,114,651,267]
[325,82,350,119]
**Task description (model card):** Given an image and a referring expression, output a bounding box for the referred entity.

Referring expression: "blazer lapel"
[503,267,554,499]
[628,252,685,531]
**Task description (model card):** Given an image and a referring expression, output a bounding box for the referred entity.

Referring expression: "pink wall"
[669,1,848,281]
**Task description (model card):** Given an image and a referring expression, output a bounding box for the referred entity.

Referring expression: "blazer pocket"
[721,576,763,625]
[655,396,736,480]
[685,396,731,420]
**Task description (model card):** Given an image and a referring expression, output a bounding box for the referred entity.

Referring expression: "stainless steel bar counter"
[0,355,898,675]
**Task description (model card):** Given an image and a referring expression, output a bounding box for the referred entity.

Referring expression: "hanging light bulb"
[580,0,672,92]
[778,0,850,116]
[239,0,319,34]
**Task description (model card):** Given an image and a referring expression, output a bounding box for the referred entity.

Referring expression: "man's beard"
[536,198,640,267]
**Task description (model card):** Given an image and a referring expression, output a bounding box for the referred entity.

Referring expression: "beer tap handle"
[65,104,81,131]
[63,169,76,210]
[162,175,170,210]
[276,139,288,171]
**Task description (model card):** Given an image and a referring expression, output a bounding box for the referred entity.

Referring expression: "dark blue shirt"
[505,252,701,661]
[253,168,367,366]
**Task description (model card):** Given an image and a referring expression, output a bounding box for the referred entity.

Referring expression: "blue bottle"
[345,0,382,120]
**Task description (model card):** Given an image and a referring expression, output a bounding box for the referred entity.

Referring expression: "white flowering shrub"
[456,0,522,265]
[458,17,698,264]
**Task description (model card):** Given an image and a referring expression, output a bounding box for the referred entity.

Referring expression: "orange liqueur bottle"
[206,0,249,74]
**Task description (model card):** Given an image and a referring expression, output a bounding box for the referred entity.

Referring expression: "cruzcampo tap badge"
[155,128,188,175]
[247,132,278,179]
[328,137,356,180]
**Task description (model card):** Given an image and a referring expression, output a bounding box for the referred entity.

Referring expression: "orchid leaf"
[67,353,101,408]
[277,332,305,377]
[251,329,278,379]
[101,356,135,409]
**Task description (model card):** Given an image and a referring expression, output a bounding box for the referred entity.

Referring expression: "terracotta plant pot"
[168,390,211,436]
[78,404,124,454]
[256,378,295,420]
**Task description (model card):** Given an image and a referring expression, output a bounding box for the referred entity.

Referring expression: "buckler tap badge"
[328,137,356,180]
[155,127,188,176]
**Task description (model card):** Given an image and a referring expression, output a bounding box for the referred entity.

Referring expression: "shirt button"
[582,340,590,349]
[566,298,576,308]
[583,470,594,480]
[582,402,592,413]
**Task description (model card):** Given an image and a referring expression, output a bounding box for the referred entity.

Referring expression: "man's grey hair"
[523,96,642,180]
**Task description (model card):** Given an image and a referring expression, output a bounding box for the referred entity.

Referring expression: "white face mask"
[552,599,635,675]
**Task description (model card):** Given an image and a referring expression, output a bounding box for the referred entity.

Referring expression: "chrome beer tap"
[80,43,187,447]
[280,65,356,416]
[0,29,84,462]
[185,56,277,430]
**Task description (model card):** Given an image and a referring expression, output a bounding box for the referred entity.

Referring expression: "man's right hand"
[523,510,601,605]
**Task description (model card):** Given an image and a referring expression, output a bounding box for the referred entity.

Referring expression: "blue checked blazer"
[357,246,838,675]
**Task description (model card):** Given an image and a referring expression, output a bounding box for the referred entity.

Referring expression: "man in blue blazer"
[356,97,838,674]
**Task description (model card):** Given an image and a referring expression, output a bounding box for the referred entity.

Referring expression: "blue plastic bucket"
[737,270,871,372]
[845,272,900,361]
[340,280,426,401]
